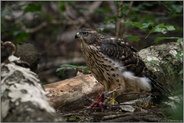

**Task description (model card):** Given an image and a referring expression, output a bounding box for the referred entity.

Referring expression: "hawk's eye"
[82,32,88,36]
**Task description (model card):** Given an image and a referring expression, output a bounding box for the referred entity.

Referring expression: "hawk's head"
[75,28,100,45]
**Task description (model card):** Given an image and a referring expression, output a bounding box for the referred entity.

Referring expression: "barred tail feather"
[148,76,170,103]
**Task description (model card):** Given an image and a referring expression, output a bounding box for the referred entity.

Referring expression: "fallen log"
[44,42,182,112]
[44,74,104,111]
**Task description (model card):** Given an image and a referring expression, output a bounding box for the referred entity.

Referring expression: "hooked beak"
[75,32,80,39]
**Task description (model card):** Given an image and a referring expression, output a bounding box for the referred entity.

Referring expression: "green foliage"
[123,22,153,32]
[58,2,66,11]
[13,31,31,43]
[56,64,89,77]
[123,21,177,41]
[58,1,74,11]
[113,1,182,44]
[96,27,105,32]
[56,64,89,72]
[132,2,157,11]
[153,37,178,43]
[148,23,175,36]
[127,35,140,42]
[175,38,183,62]
[162,1,183,15]
[103,16,116,25]
[123,20,181,43]
[123,19,179,43]
[24,3,42,13]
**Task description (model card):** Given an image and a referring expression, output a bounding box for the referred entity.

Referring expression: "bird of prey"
[75,28,168,104]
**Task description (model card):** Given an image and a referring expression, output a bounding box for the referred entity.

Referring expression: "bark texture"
[1,62,63,122]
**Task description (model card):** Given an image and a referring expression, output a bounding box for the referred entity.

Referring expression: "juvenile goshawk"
[75,28,167,103]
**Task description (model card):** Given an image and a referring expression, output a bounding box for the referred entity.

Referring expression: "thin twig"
[121,1,134,36]
[115,1,123,37]
[17,21,48,33]
[126,1,134,17]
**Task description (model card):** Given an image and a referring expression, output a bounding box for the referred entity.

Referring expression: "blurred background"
[1,1,183,84]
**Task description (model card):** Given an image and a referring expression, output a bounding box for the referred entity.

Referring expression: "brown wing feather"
[100,37,145,77]
[100,37,169,101]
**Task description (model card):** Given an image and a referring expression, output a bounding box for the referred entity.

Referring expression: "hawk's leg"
[87,89,119,109]
[107,92,119,105]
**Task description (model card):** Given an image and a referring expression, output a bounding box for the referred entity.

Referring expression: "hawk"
[75,28,168,103]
